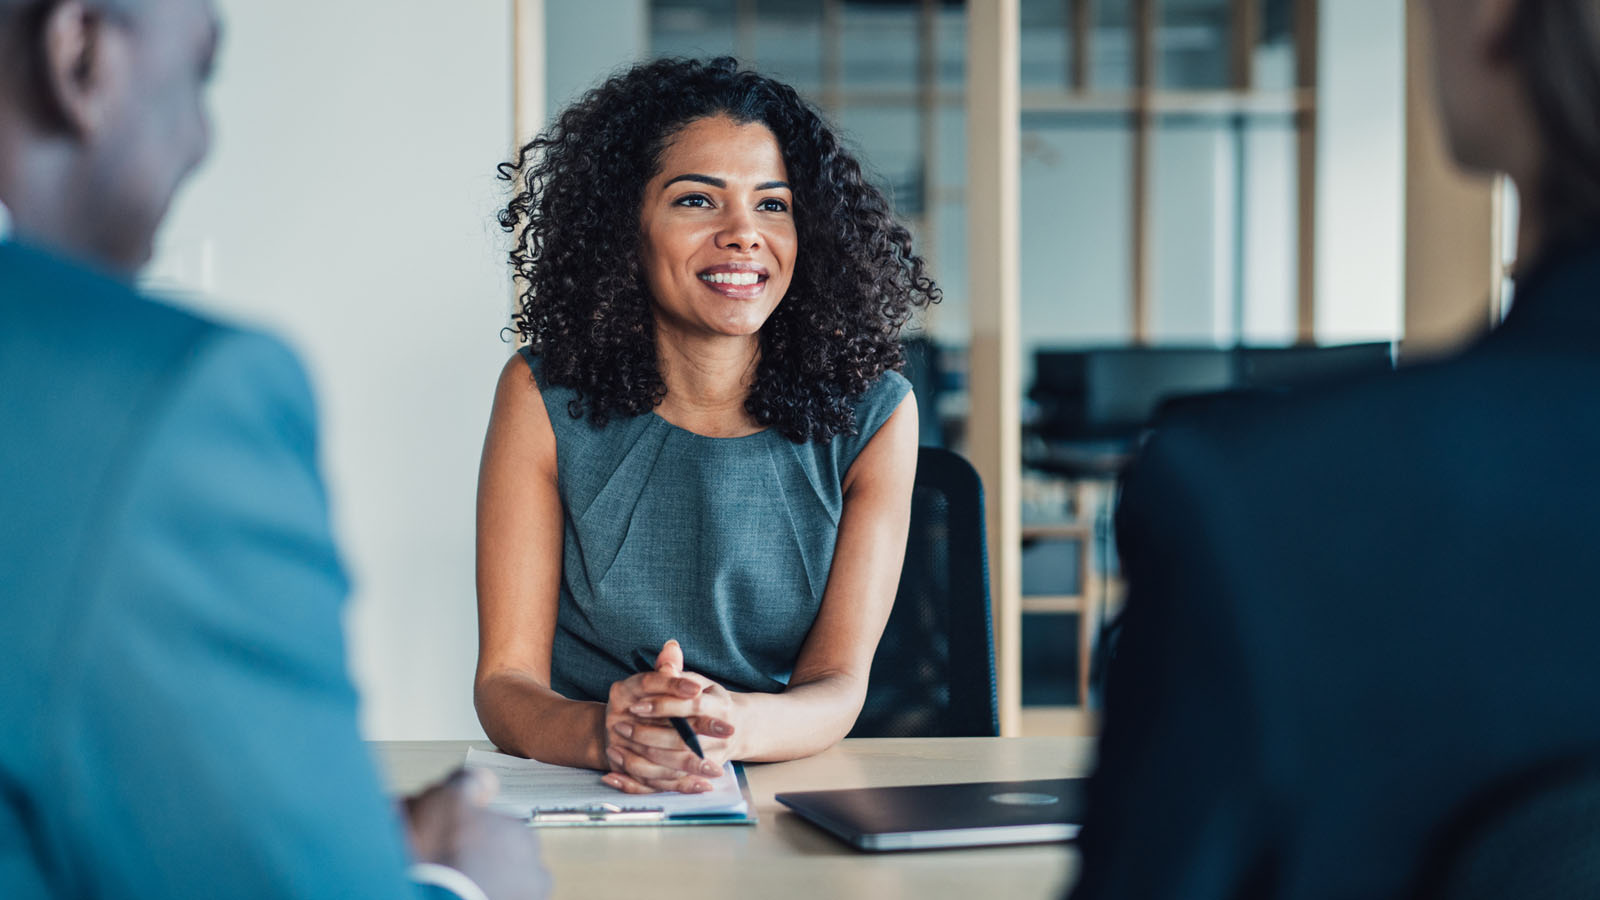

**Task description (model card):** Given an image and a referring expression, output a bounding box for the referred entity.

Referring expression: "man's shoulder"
[0,242,226,374]
[1115,357,1512,567]
[1140,356,1484,476]
[0,247,319,778]
[0,242,316,617]
[0,242,312,432]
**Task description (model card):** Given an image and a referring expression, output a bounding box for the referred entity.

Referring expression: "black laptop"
[775,778,1086,851]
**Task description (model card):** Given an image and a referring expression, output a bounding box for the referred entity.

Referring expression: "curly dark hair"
[497,56,939,443]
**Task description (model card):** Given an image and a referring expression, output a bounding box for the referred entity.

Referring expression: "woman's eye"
[674,194,712,208]
[758,198,790,213]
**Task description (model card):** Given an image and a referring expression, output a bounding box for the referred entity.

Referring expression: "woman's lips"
[697,270,769,299]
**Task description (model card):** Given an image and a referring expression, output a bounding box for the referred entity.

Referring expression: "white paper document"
[464,747,749,819]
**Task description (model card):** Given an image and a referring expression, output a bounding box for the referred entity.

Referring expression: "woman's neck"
[652,326,764,437]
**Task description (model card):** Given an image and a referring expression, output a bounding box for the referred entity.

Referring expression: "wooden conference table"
[374,737,1093,900]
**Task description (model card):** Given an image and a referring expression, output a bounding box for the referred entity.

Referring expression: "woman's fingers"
[603,669,728,787]
[655,638,685,675]
[605,743,714,793]
[682,670,720,689]
[604,743,676,782]
[605,741,697,783]
[600,771,657,794]
[627,693,727,720]
[606,772,707,794]
[607,671,701,713]
[688,715,734,738]
[610,720,724,770]
[612,719,691,751]
[609,730,724,777]
[628,672,702,701]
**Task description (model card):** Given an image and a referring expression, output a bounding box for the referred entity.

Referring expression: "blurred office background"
[145,1,1509,740]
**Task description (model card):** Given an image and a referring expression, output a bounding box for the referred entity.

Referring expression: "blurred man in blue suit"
[0,1,545,897]
[1072,1,1600,898]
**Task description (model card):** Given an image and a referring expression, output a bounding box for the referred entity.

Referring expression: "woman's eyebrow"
[664,173,725,189]
[662,174,792,192]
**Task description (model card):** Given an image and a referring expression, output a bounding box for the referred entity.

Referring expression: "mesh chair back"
[848,446,999,737]
[1415,754,1600,900]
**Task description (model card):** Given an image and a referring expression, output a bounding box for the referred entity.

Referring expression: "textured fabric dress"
[519,348,911,702]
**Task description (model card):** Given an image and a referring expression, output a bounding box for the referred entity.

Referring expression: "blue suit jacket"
[0,242,449,898]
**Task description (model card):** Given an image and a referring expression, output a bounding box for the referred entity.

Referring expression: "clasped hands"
[602,639,739,794]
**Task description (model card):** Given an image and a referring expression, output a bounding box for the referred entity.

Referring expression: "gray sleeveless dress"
[519,348,911,701]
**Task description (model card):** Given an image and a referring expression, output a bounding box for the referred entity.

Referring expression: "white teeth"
[699,271,761,286]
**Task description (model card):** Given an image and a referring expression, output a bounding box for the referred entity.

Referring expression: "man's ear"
[36,1,130,139]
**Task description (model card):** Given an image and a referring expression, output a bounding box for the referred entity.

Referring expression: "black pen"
[670,716,705,759]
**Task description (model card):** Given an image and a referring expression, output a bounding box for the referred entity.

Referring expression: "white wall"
[146,1,515,739]
[1315,0,1406,343]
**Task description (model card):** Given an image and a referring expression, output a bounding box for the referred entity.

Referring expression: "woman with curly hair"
[474,57,938,794]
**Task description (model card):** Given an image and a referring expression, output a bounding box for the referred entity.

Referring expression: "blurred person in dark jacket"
[1071,1,1600,897]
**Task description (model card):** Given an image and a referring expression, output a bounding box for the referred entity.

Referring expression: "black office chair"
[1414,754,1600,900]
[848,446,999,738]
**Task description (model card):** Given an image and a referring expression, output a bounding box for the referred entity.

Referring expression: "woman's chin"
[651,292,781,341]
[709,323,767,340]
[682,314,773,340]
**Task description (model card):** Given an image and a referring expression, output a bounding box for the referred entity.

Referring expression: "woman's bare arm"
[473,354,608,769]
[731,390,919,760]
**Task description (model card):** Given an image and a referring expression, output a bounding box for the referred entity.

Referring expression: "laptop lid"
[775,778,1086,852]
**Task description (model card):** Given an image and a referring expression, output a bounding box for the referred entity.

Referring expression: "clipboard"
[525,764,757,828]
[464,747,757,828]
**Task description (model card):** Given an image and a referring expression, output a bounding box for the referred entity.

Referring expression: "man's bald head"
[0,0,143,45]
[0,0,218,274]
[0,0,139,12]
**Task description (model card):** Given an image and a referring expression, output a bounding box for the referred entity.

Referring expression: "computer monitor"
[1030,347,1233,441]
[1030,343,1397,442]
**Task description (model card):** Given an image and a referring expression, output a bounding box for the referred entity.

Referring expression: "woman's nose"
[716,208,760,251]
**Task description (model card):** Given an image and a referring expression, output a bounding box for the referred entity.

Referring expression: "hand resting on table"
[405,766,550,900]
[603,639,741,794]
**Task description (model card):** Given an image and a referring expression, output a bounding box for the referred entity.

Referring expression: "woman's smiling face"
[637,115,798,340]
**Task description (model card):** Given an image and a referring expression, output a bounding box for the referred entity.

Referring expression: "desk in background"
[374,738,1091,900]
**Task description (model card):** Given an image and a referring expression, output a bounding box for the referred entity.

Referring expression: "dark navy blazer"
[0,242,448,898]
[1072,233,1600,899]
